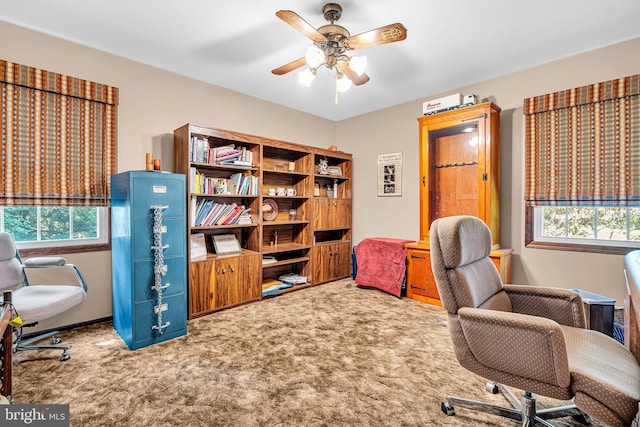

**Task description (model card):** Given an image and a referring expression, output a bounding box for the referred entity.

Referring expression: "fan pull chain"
[150,205,171,335]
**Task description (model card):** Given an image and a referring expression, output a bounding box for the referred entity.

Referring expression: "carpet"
[12,278,598,426]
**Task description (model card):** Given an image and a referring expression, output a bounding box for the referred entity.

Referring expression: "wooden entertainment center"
[174,124,352,319]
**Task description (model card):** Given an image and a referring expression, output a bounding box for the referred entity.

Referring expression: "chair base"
[13,329,71,362]
[441,383,589,427]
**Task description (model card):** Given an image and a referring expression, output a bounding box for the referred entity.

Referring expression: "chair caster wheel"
[60,352,71,362]
[50,336,62,344]
[441,401,455,416]
[485,382,499,394]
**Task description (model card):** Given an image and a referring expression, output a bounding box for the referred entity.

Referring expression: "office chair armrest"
[503,284,586,328]
[23,260,88,293]
[23,257,67,267]
[458,307,571,387]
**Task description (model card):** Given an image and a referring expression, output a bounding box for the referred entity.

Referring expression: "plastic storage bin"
[571,289,615,337]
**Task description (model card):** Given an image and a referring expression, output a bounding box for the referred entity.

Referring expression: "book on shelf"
[278,273,307,285]
[262,256,277,265]
[262,278,282,289]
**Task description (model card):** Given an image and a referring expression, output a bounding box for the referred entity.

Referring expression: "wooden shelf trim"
[262,256,310,268]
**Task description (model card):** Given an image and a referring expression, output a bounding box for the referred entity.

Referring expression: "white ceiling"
[1,1,640,121]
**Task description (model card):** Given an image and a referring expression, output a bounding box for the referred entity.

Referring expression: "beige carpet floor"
[11,278,598,426]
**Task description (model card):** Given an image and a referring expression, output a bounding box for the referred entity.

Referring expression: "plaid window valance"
[524,74,640,207]
[0,59,119,207]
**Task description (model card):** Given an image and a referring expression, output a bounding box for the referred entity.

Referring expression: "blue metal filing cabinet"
[111,171,187,350]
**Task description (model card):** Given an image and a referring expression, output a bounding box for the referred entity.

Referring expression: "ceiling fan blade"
[337,61,370,86]
[276,10,328,43]
[344,23,407,50]
[272,57,307,75]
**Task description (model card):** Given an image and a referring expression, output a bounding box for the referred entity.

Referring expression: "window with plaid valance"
[524,74,640,207]
[0,60,118,206]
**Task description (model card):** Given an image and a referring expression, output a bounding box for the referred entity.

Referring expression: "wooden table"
[0,291,12,402]
[624,250,640,364]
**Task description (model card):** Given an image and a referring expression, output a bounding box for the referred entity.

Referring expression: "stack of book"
[192,201,251,226]
[278,273,307,286]
[262,256,277,265]
[188,137,254,167]
[189,168,259,196]
[261,279,293,298]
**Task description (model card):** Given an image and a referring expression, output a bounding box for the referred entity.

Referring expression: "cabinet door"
[312,245,333,284]
[313,243,351,284]
[314,199,352,229]
[406,249,440,301]
[237,253,261,302]
[331,243,351,279]
[215,253,261,309]
[189,259,215,316]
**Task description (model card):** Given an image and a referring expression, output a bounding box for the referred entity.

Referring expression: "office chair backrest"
[430,215,512,314]
[0,232,25,290]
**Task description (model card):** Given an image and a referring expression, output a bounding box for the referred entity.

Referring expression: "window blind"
[524,74,640,207]
[0,60,118,206]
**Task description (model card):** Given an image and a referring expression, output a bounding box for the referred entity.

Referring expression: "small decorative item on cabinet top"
[328,145,338,151]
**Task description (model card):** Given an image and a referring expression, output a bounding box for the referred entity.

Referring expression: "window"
[0,206,109,251]
[0,60,118,254]
[524,74,640,254]
[532,206,640,250]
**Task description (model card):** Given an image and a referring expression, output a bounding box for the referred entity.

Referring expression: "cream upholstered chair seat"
[430,215,640,427]
[10,285,85,322]
[0,232,87,361]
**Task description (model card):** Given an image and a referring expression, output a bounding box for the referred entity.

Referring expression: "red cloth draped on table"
[354,238,415,297]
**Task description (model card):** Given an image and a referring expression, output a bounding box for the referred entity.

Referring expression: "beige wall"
[337,37,640,306]
[1,20,637,330]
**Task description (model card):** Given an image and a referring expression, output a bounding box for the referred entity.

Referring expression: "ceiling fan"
[272,3,407,94]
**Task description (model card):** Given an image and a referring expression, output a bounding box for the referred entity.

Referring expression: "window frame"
[12,208,112,257]
[524,206,636,255]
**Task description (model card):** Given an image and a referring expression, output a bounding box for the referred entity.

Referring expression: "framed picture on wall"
[377,152,403,197]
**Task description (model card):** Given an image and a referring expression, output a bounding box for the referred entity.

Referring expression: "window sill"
[19,242,111,258]
[525,240,637,256]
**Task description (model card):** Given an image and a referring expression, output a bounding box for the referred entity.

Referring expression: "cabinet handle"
[333,202,337,207]
[411,255,427,260]
[230,266,235,273]
[222,268,226,274]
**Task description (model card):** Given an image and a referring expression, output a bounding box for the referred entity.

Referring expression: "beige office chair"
[0,232,87,361]
[429,215,640,427]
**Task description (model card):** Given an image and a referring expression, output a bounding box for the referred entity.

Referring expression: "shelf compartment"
[192,162,259,172]
[262,220,309,226]
[262,256,310,269]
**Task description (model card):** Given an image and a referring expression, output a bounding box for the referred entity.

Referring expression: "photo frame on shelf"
[190,232,208,261]
[211,234,242,254]
[377,152,403,197]
[327,166,342,176]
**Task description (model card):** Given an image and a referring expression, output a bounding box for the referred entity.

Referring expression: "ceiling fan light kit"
[272,3,407,102]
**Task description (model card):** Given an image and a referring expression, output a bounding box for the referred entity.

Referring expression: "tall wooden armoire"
[406,102,512,306]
